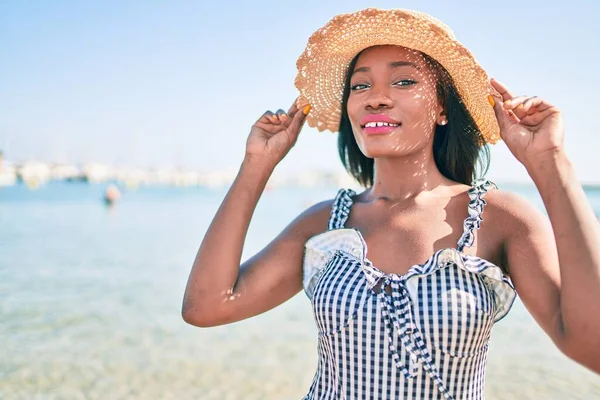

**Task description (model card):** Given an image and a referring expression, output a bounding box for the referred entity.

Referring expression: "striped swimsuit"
[302,180,516,399]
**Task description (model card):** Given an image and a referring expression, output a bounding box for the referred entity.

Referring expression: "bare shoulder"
[482,186,550,238]
[283,195,337,243]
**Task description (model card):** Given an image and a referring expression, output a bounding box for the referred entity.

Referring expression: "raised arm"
[489,79,600,373]
[181,101,325,327]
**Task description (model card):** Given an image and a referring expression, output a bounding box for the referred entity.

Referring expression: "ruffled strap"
[457,179,498,252]
[453,180,516,320]
[327,188,356,230]
[303,189,358,299]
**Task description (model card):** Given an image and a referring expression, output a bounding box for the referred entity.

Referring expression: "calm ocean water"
[1,181,599,399]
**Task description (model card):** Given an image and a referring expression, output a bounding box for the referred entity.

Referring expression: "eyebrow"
[352,61,420,75]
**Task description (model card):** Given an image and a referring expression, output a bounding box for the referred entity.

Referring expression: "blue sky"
[1,0,599,183]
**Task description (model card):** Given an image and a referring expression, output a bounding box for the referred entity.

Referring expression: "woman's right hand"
[245,99,311,167]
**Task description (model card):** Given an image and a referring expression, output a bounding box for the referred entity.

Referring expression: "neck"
[368,148,452,201]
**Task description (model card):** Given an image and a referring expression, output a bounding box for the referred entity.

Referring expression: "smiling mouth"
[362,121,400,128]
[361,121,401,135]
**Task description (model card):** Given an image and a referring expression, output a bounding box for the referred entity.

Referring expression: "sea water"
[1,182,599,399]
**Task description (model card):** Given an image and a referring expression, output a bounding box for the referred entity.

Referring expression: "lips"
[359,114,401,135]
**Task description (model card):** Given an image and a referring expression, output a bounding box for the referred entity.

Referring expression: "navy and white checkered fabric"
[302,180,516,400]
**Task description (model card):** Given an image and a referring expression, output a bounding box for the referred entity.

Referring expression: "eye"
[394,79,417,87]
[350,83,370,91]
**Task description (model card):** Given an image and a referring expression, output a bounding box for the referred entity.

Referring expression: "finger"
[507,110,519,121]
[503,95,535,120]
[287,99,299,117]
[275,108,288,124]
[525,105,539,116]
[257,110,273,124]
[503,96,532,111]
[254,121,282,135]
[522,97,553,113]
[519,106,560,126]
[257,110,281,125]
[269,112,282,125]
[286,104,311,139]
[505,96,554,118]
[519,97,542,114]
[489,94,517,135]
[490,78,516,102]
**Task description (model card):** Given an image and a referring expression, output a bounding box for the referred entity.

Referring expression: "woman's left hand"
[489,78,565,169]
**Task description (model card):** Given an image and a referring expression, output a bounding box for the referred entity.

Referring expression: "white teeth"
[364,122,399,128]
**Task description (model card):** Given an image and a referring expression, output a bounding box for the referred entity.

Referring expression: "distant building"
[0,151,17,186]
[18,161,51,187]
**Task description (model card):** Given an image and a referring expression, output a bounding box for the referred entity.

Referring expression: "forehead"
[354,45,428,69]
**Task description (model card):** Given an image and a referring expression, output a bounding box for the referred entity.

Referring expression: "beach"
[2,182,599,399]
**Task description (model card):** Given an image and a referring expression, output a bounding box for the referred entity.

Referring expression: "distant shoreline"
[2,159,600,190]
[2,179,600,192]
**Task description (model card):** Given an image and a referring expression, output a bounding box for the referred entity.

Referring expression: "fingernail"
[487,95,495,107]
[272,114,279,120]
[517,104,524,109]
[280,113,288,120]
[303,105,311,115]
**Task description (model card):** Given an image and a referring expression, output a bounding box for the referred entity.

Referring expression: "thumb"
[489,94,517,138]
[287,104,311,138]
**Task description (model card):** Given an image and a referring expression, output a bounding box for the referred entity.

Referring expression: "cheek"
[344,96,367,150]
[403,89,438,123]
[346,96,361,128]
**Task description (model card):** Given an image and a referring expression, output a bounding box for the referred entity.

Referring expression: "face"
[346,45,446,158]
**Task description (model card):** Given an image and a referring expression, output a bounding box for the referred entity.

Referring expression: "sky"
[1,0,599,183]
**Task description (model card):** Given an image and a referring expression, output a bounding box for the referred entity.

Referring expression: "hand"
[245,99,310,167]
[490,78,565,169]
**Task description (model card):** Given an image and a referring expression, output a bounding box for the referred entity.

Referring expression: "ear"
[436,102,448,126]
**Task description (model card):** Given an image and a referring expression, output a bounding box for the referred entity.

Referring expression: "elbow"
[181,304,202,327]
[181,300,221,328]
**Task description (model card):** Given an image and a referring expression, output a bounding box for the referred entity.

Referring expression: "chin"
[358,137,427,158]
[360,146,408,159]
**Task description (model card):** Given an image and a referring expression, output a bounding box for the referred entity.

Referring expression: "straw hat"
[294,8,500,144]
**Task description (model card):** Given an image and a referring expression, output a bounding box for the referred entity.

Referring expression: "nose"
[365,86,393,110]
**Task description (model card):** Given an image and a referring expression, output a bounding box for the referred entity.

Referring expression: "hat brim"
[294,8,500,145]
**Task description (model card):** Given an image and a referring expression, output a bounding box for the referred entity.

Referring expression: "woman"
[182,8,600,399]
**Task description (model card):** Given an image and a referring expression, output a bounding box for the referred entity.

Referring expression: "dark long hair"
[338,50,490,187]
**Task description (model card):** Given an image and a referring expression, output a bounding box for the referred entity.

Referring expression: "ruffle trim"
[303,228,516,322]
[457,179,498,251]
[327,188,356,230]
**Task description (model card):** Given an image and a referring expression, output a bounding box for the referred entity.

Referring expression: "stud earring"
[440,120,447,126]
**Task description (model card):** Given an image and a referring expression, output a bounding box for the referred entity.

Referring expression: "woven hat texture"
[295,8,500,144]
